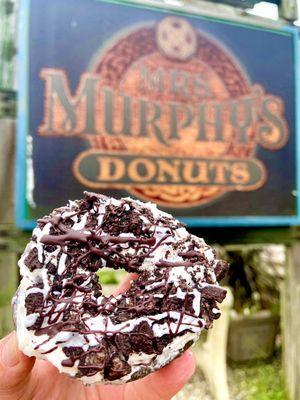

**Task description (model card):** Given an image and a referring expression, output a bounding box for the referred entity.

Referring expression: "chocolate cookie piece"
[114,333,132,359]
[105,355,131,381]
[14,191,228,385]
[25,292,44,315]
[78,345,107,377]
[131,321,154,354]
[215,260,229,282]
[24,248,43,271]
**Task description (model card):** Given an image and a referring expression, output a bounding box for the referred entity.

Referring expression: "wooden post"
[0,119,15,223]
[282,243,300,400]
[194,287,234,400]
[0,118,18,338]
[0,249,18,337]
[0,226,30,339]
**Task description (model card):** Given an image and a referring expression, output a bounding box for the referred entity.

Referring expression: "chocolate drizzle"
[19,192,228,381]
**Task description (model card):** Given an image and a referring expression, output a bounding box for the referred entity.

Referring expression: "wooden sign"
[16,0,300,228]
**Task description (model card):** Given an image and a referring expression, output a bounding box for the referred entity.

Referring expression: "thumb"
[0,332,35,399]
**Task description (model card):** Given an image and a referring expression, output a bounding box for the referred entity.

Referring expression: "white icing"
[58,253,67,275]
[24,313,39,328]
[56,332,74,343]
[72,214,87,230]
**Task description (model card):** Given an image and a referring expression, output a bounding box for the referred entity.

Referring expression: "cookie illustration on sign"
[156,17,197,61]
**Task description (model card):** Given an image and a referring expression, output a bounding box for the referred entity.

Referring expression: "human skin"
[0,274,196,400]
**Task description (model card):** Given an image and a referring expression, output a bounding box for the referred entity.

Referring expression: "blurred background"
[1,0,300,399]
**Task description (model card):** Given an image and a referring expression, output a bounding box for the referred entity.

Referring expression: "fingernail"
[1,333,20,367]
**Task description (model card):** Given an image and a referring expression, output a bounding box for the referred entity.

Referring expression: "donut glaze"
[13,192,228,384]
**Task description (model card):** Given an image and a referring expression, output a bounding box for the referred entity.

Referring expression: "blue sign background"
[17,0,300,229]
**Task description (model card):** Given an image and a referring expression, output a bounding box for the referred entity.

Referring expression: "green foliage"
[230,357,289,400]
[2,40,16,61]
[225,246,284,315]
[4,1,14,15]
[0,292,13,307]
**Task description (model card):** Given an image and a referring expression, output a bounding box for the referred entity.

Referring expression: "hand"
[0,275,196,400]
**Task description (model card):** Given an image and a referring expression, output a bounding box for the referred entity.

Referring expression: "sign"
[17,0,300,229]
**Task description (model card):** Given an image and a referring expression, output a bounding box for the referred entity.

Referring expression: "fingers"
[124,351,196,400]
[0,332,35,399]
[113,273,139,296]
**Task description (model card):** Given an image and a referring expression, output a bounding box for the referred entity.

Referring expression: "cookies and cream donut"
[13,192,228,384]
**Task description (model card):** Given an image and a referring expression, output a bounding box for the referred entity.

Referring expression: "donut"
[13,192,228,385]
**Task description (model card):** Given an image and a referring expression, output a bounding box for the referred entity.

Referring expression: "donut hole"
[96,268,126,296]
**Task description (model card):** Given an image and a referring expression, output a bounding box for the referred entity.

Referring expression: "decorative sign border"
[16,0,300,229]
